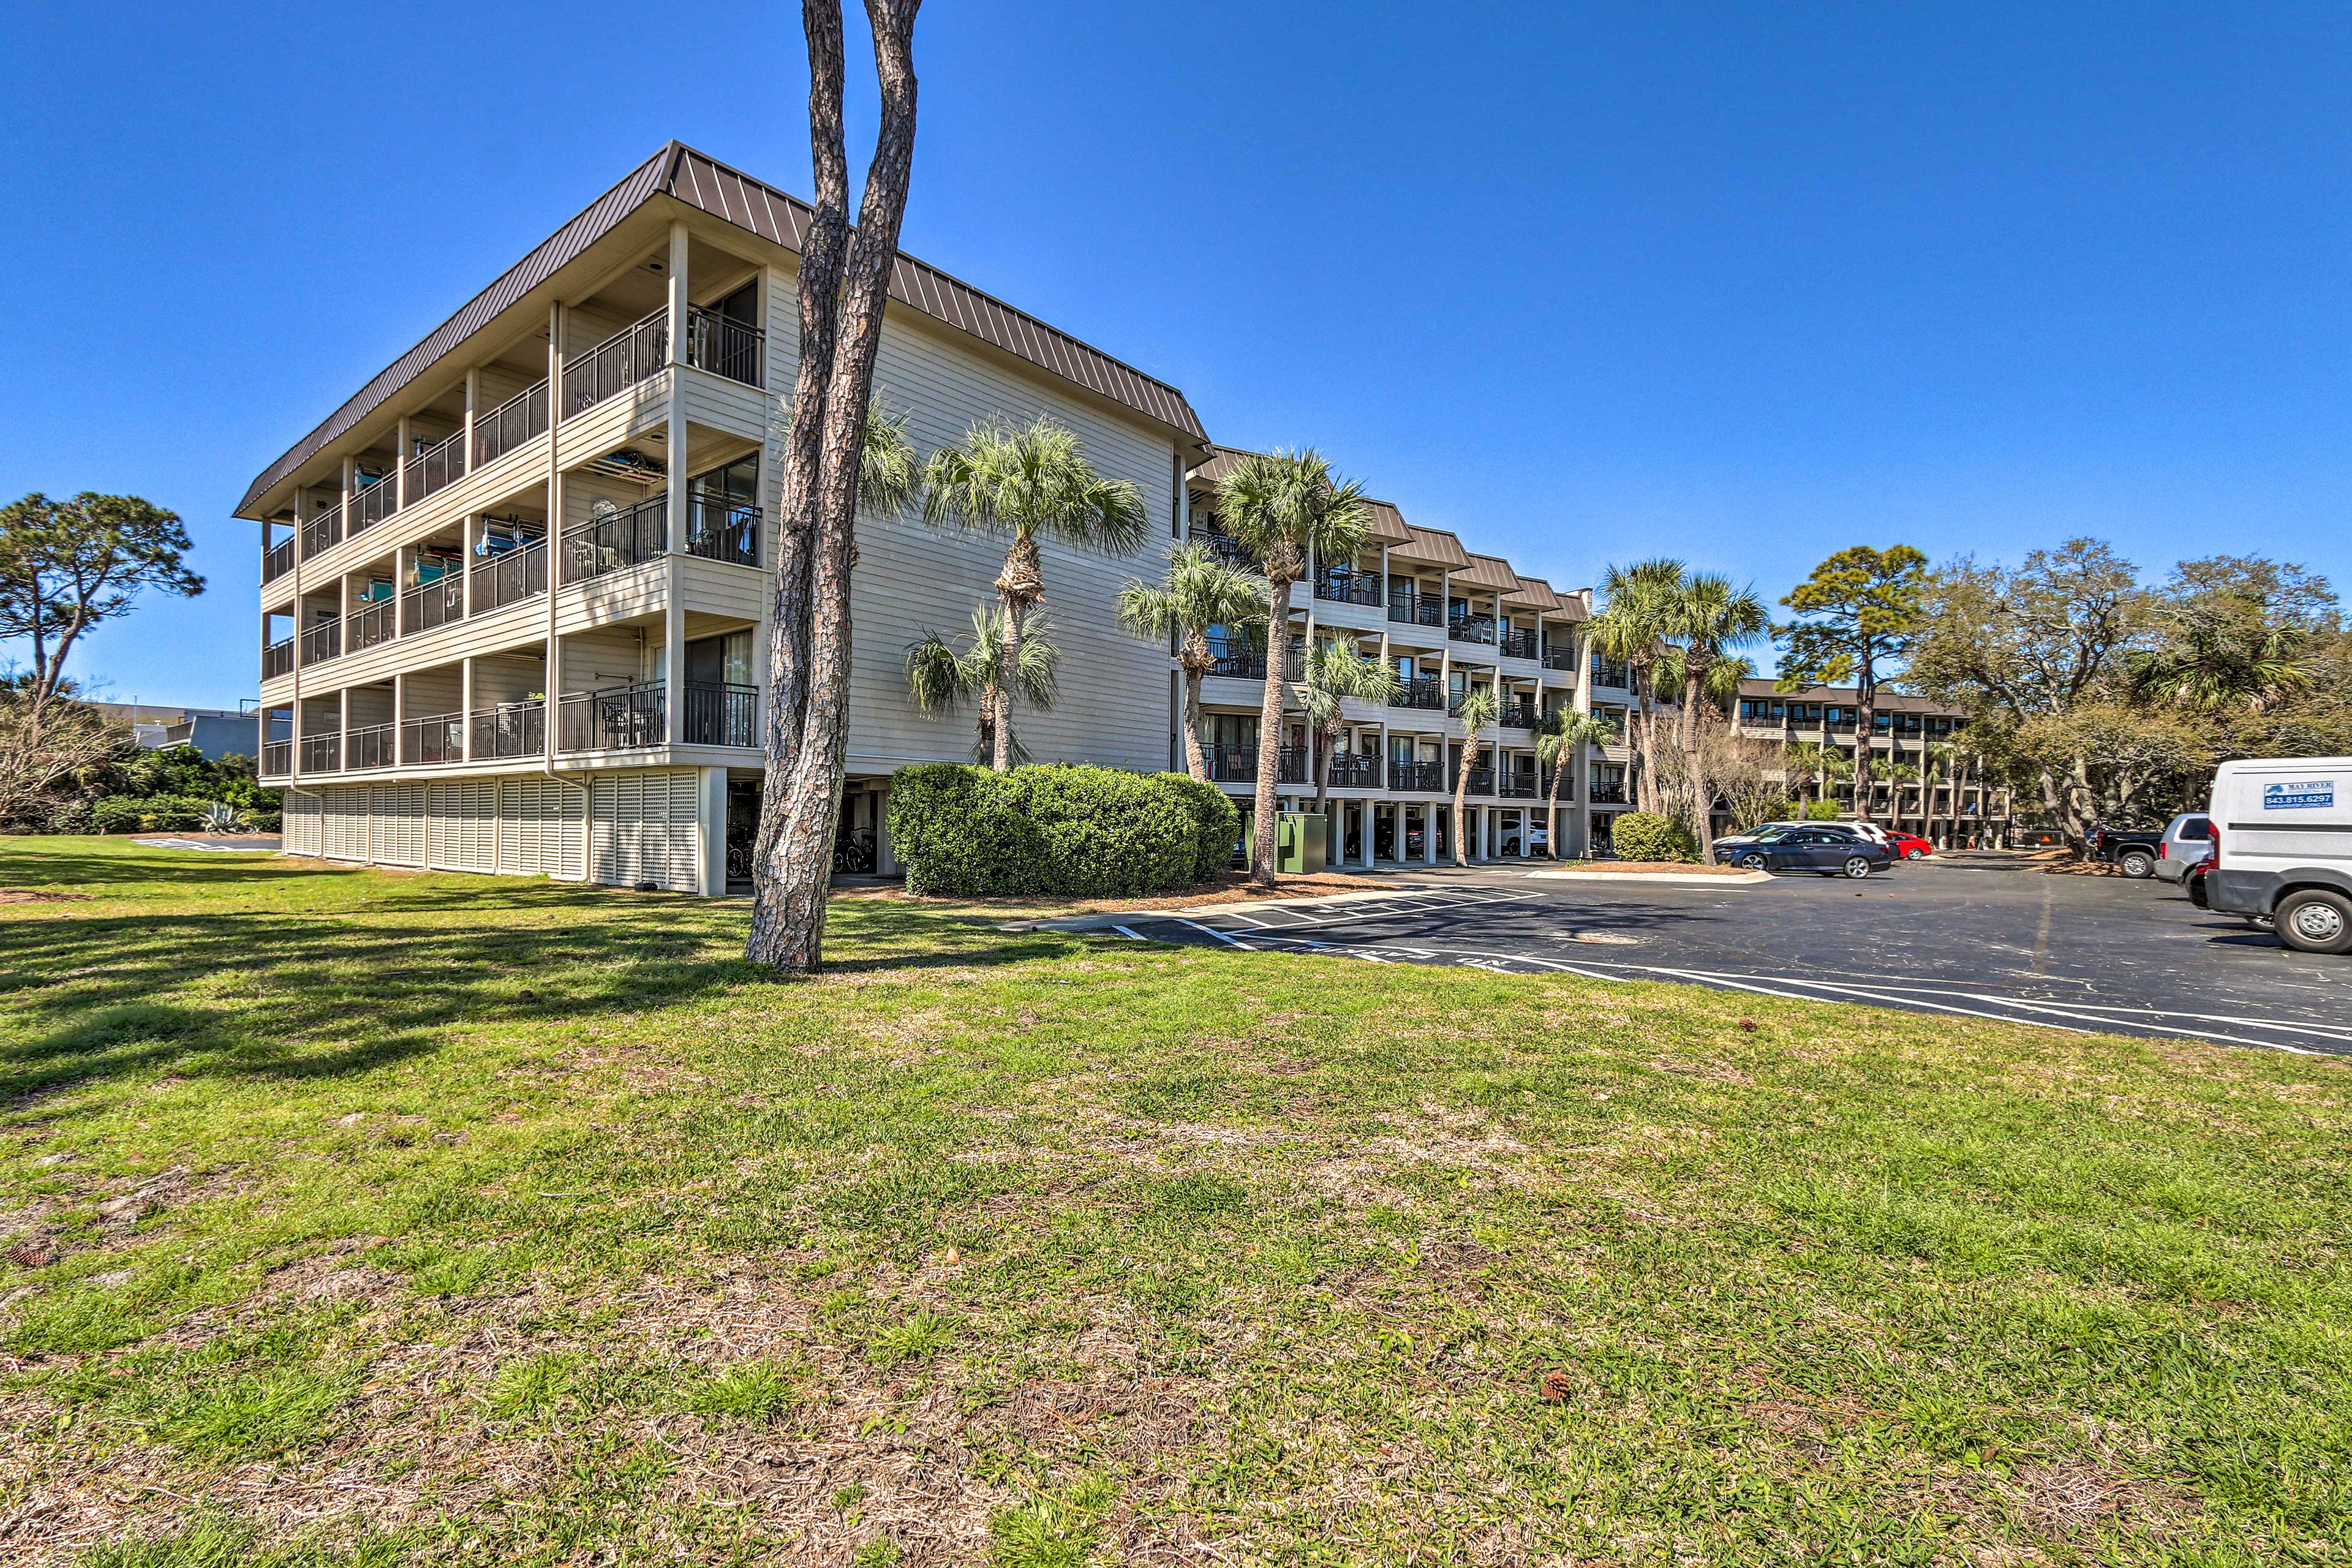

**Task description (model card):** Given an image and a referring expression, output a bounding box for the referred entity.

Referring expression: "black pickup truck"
[2090,824,2167,879]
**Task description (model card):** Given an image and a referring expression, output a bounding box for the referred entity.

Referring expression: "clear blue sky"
[4,2,2347,709]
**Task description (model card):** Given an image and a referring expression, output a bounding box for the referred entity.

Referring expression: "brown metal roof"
[1452,552,1522,594]
[1503,574,1574,616]
[1739,678,1967,717]
[1389,525,1471,569]
[241,141,1209,516]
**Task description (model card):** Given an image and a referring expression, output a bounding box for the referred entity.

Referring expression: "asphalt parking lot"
[1112,853,2352,1057]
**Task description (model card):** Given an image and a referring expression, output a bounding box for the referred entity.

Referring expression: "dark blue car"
[1712,826,1892,878]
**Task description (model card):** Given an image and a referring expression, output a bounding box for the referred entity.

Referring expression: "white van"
[2205,758,2352,955]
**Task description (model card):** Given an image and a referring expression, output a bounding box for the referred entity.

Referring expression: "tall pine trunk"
[747,0,922,974]
[1683,662,1714,864]
[1249,576,1289,886]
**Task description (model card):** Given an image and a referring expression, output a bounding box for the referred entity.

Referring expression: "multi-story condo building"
[239,144,1629,891]
[1725,679,2014,843]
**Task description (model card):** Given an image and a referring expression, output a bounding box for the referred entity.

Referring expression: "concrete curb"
[1526,869,1774,886]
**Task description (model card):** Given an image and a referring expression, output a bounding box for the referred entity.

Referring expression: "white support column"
[1423,805,1438,865]
[460,657,476,762]
[698,766,728,895]
[876,781,898,876]
[462,368,479,475]
[394,415,410,507]
[545,303,565,764]
[1519,808,1532,859]
[1360,803,1375,869]
[665,219,690,555]
[393,673,407,763]
[663,600,685,745]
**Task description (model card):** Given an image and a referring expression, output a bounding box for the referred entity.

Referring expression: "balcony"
[684,306,765,387]
[1390,760,1446,793]
[1449,614,1498,646]
[560,680,666,752]
[1390,674,1444,711]
[1313,568,1382,608]
[474,380,549,469]
[1205,746,1257,784]
[1589,783,1628,805]
[300,733,341,773]
[262,738,291,777]
[403,575,465,636]
[1389,592,1443,628]
[1590,658,1632,689]
[1463,764,1494,796]
[1498,775,1540,800]
[1541,647,1576,673]
[263,638,294,680]
[1193,526,1253,569]
[300,503,344,561]
[402,711,466,764]
[1205,637,1267,680]
[680,681,759,747]
[472,701,546,760]
[1500,627,1538,660]
[347,722,396,771]
[564,310,667,417]
[686,499,760,567]
[1498,700,1538,729]
[471,541,548,614]
[563,496,667,583]
[350,477,398,537]
[404,429,467,505]
[300,621,341,665]
[347,598,397,654]
[263,535,295,584]
[1325,753,1382,789]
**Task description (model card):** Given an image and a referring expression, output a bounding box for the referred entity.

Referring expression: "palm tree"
[2127,605,2314,714]
[903,606,1060,764]
[1661,573,1769,862]
[1589,559,1683,812]
[1450,687,1501,867]
[1116,543,1272,781]
[1213,448,1373,886]
[1880,761,1922,832]
[1297,638,1402,818]
[1536,710,1616,859]
[921,415,1147,769]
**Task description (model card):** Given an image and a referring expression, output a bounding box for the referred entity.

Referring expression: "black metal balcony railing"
[1449,613,1499,646]
[1325,753,1382,789]
[1390,760,1446,793]
[402,711,466,765]
[685,306,765,387]
[1539,769,1575,802]
[1389,592,1444,627]
[1542,647,1577,673]
[563,497,666,583]
[351,478,398,535]
[347,722,396,771]
[560,682,666,752]
[685,500,760,567]
[475,379,549,469]
[471,541,548,614]
[1463,765,1495,796]
[262,738,291,777]
[1498,775,1540,799]
[564,311,668,417]
[263,535,295,584]
[471,702,546,760]
[1205,746,1257,784]
[1591,658,1633,689]
[1390,674,1444,710]
[262,638,294,680]
[1589,783,1629,805]
[681,682,759,747]
[1313,569,1382,608]
[1499,701,1539,729]
[1278,745,1309,785]
[1501,627,1538,660]
[300,733,341,773]
[1204,638,1267,680]
[300,621,341,665]
[300,503,343,560]
[404,429,467,504]
[402,575,465,636]
[347,598,397,654]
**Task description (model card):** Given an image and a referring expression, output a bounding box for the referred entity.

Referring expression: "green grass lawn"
[1,836,2347,1567]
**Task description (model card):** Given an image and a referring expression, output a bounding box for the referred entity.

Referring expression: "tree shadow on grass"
[0,881,1085,1114]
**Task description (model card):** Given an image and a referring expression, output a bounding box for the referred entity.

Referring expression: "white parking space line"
[1177,919,1256,950]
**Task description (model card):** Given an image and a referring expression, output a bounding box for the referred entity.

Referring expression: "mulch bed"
[1556,861,1759,876]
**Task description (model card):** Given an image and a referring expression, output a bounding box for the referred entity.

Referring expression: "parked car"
[2090,824,2168,878]
[1881,830,1934,860]
[2202,757,2352,954]
[1717,825,1893,878]
[2152,813,2214,884]
[1499,825,1550,857]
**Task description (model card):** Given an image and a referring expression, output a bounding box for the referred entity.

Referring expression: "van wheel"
[2275,890,2352,955]
[1842,856,1873,879]
[2118,850,2155,879]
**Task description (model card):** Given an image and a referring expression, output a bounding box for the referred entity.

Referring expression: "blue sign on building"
[2263,780,2337,811]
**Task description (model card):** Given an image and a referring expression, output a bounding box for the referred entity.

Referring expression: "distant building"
[1722,679,2013,844]
[86,703,260,763]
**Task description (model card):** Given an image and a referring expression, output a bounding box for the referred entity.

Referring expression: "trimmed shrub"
[1155,772,1243,884]
[888,764,1235,897]
[89,794,213,834]
[1610,810,1698,862]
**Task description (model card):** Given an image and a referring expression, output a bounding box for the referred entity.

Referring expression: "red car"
[1882,831,1934,860]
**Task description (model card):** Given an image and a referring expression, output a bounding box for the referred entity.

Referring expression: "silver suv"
[2152,812,2214,884]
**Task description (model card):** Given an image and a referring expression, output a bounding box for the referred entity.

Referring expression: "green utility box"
[1277,811,1327,875]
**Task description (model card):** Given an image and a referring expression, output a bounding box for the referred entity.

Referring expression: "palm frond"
[919,415,1148,556]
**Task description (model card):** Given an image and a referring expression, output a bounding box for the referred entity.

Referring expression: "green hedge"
[1610,810,1698,862]
[888,764,1240,897]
